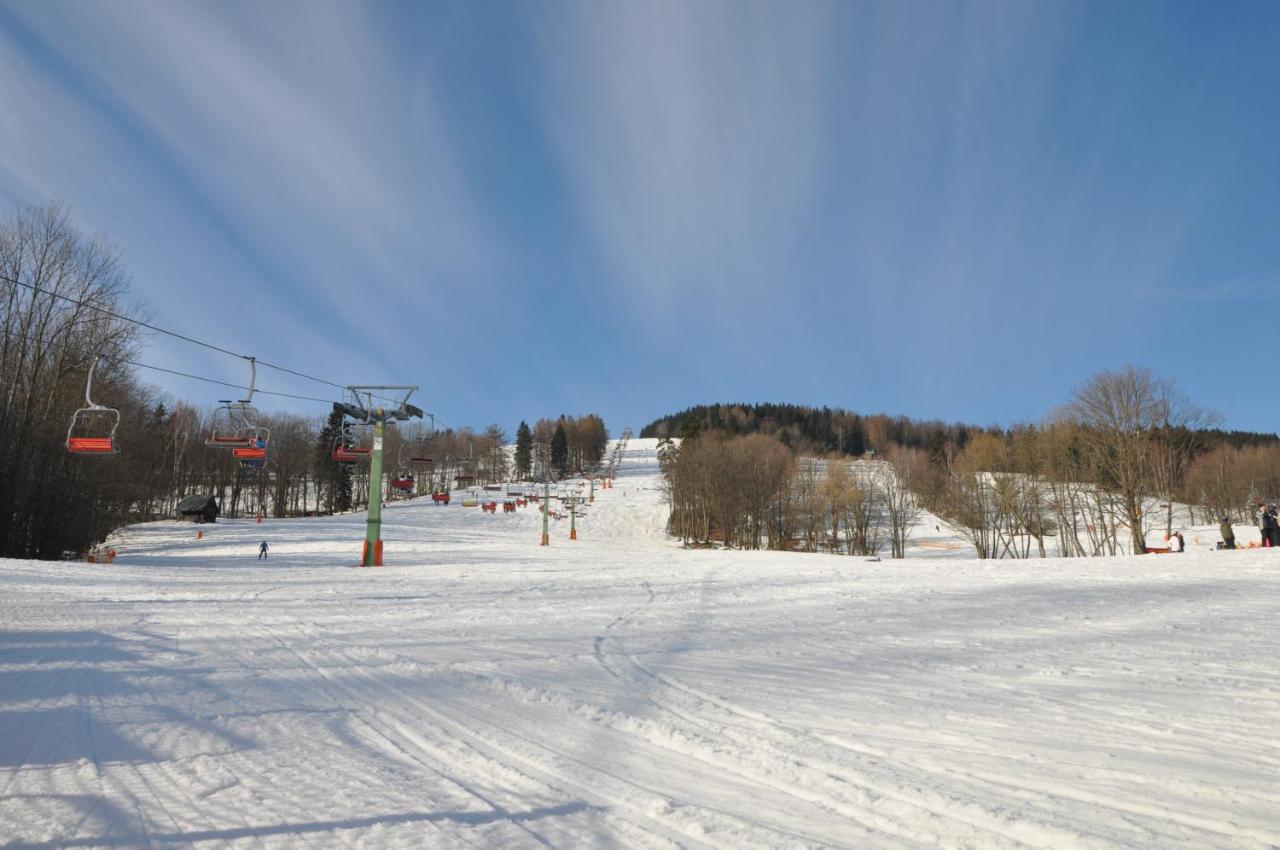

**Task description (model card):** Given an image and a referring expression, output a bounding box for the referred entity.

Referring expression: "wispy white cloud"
[0,0,500,402]
[528,1,834,310]
[2,2,1272,431]
[520,0,1235,417]
[1140,277,1280,303]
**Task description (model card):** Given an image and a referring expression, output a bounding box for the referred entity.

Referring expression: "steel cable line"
[1,271,412,407]
[1,271,245,359]
[2,324,444,426]
[0,325,340,405]
[115,358,337,404]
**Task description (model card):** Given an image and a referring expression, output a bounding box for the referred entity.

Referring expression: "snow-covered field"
[2,440,1278,849]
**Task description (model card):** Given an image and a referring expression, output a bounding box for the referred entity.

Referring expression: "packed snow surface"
[2,440,1278,849]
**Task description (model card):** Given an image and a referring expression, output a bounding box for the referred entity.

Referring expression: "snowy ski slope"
[1,439,1278,849]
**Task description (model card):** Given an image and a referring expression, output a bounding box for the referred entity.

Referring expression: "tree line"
[1,202,148,559]
[659,435,921,557]
[907,367,1272,557]
[643,400,1276,463]
[643,402,1001,458]
[512,415,609,481]
[0,201,607,560]
[657,367,1279,558]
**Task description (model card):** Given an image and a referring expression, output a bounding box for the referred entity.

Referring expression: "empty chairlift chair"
[410,418,436,466]
[332,420,373,464]
[206,405,255,448]
[66,357,120,455]
[206,358,261,450]
[390,444,417,491]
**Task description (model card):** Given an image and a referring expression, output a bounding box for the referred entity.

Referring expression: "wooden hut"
[176,494,219,524]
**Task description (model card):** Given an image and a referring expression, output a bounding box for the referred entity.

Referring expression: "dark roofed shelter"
[176,494,219,524]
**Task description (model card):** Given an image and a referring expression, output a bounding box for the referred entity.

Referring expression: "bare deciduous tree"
[883,448,924,558]
[1059,365,1215,554]
[844,463,884,556]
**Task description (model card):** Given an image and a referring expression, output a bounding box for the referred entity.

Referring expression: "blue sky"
[1,1,1277,435]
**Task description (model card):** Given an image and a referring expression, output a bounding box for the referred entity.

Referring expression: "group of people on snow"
[1217,504,1279,549]
[1259,504,1279,548]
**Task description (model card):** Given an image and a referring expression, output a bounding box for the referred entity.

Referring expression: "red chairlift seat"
[67,410,120,456]
[230,427,269,465]
[391,476,414,491]
[68,436,117,454]
[208,433,255,448]
[333,445,371,463]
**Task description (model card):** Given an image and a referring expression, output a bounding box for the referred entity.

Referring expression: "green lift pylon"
[335,386,423,568]
[540,478,550,546]
[363,415,386,566]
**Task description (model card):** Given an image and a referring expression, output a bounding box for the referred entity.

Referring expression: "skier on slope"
[258,540,269,560]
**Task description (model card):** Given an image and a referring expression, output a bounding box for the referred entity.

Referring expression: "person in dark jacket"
[1220,518,1235,550]
[1269,505,1280,547]
[258,540,269,559]
[1262,508,1277,548]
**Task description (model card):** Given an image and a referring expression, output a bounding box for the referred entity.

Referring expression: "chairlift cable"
[7,271,441,468]
[1,272,245,359]
[0,326,342,405]
[116,359,338,405]
[1,271,407,407]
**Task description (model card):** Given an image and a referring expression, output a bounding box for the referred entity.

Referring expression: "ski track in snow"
[1,440,1279,849]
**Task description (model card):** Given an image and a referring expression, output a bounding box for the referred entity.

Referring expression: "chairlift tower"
[335,386,422,566]
[540,478,551,546]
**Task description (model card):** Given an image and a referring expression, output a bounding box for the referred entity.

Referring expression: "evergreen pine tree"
[334,463,352,513]
[678,415,703,443]
[550,421,570,478]
[514,421,533,479]
[657,436,678,473]
[316,409,352,513]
